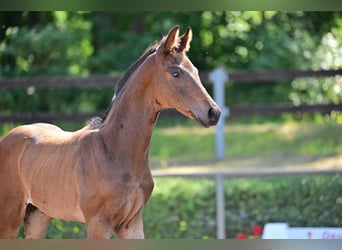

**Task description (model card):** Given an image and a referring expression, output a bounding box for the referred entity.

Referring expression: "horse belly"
[27,185,85,222]
[20,148,85,222]
[24,167,85,222]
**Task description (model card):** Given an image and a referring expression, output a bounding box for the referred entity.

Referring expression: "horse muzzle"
[208,107,221,126]
[192,105,221,128]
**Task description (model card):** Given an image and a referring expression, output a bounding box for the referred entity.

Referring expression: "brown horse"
[0,26,220,239]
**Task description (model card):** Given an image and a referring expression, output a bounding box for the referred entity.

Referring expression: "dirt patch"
[151,154,342,174]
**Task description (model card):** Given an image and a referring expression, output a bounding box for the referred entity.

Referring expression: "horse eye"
[171,71,180,78]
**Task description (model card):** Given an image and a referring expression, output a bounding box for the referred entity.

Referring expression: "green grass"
[225,122,342,157]
[2,118,342,168]
[149,120,342,168]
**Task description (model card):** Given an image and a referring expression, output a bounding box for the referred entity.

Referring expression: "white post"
[209,68,229,160]
[215,173,226,239]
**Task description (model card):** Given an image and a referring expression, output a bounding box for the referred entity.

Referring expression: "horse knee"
[24,204,51,239]
[86,216,113,239]
[116,212,144,239]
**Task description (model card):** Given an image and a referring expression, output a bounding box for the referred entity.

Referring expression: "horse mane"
[115,42,160,97]
[87,40,161,129]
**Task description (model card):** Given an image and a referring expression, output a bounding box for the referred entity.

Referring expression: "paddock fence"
[1,68,342,124]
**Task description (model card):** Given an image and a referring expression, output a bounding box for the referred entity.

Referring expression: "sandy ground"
[151,154,342,177]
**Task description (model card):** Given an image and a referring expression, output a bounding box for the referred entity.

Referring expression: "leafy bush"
[144,175,342,239]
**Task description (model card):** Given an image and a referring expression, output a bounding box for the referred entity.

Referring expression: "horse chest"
[115,181,154,226]
[108,179,154,208]
[101,160,154,204]
[80,179,153,230]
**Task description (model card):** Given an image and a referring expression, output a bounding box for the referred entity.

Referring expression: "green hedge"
[144,174,342,239]
[17,174,342,239]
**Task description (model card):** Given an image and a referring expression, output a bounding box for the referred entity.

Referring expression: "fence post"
[215,173,226,239]
[209,68,229,160]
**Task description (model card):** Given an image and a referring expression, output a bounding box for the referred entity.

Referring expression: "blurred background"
[0,11,341,239]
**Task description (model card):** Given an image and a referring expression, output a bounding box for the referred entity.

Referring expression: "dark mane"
[115,41,160,97]
[87,41,161,129]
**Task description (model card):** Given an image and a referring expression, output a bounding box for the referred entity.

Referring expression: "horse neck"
[99,59,159,168]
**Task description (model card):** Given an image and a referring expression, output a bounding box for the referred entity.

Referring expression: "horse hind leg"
[24,204,51,239]
[0,205,26,238]
[0,186,27,238]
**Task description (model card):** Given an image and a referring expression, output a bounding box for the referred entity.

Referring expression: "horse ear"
[178,27,192,53]
[160,25,180,54]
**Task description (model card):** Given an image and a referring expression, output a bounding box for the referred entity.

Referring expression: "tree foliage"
[0,11,342,112]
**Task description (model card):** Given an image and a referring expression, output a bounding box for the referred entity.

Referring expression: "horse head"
[152,26,221,127]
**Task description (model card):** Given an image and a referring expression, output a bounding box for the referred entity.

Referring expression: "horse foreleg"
[116,211,144,239]
[86,211,144,239]
[86,214,114,239]
[24,204,51,239]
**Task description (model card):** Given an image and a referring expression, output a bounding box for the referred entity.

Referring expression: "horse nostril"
[208,107,220,125]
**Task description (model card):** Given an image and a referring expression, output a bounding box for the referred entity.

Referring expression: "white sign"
[262,223,342,239]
